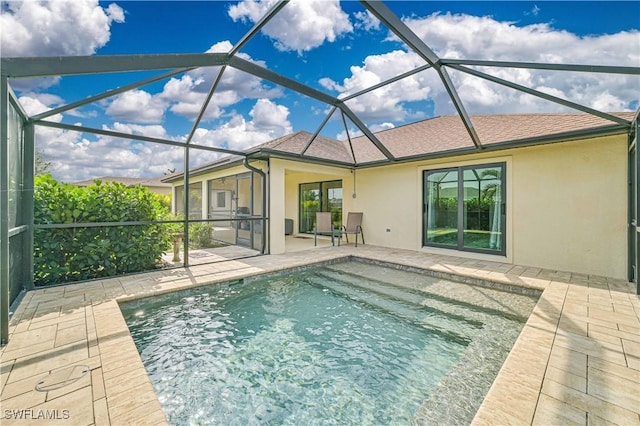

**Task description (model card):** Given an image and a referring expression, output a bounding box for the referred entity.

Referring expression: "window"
[423,163,505,254]
[299,180,342,233]
[216,191,227,208]
[174,182,203,219]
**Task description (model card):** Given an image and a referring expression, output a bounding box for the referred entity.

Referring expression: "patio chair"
[314,212,340,246]
[341,212,365,247]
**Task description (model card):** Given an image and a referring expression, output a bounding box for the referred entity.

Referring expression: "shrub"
[33,175,172,285]
[189,222,215,249]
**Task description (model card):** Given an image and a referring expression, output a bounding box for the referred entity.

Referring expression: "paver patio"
[1,244,638,425]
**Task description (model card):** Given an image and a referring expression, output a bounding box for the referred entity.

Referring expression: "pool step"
[314,269,483,327]
[303,273,476,343]
[324,263,533,323]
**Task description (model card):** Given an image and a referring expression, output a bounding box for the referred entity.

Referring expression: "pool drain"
[35,365,90,392]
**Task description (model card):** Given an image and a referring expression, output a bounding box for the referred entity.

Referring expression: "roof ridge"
[261,130,311,150]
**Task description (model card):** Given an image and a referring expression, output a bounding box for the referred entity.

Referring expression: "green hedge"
[34,175,172,286]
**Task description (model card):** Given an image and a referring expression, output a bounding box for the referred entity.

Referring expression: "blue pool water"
[121,260,538,425]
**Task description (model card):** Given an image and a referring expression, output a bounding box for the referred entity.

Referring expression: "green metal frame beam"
[228,56,338,106]
[301,106,337,157]
[186,66,227,145]
[339,105,395,159]
[441,59,640,75]
[448,64,631,126]
[230,0,289,56]
[360,1,439,65]
[36,120,247,157]
[341,64,432,102]
[1,53,228,78]
[30,68,195,122]
[360,0,482,149]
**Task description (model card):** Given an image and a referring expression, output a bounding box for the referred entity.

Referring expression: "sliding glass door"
[424,163,505,254]
[424,169,459,247]
[299,180,342,233]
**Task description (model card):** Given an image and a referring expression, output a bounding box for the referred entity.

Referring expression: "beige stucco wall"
[510,136,627,277]
[278,135,628,279]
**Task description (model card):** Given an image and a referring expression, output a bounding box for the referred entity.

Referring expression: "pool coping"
[1,245,639,425]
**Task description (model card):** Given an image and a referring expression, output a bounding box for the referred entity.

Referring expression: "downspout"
[243,157,267,254]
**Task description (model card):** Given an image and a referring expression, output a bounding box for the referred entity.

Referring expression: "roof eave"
[164,121,631,180]
[251,148,355,169]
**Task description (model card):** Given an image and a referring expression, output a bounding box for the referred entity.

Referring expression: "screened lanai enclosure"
[1,0,640,344]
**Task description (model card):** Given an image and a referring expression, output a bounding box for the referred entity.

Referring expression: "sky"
[1,0,639,183]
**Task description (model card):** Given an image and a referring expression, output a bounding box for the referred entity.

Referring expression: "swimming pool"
[121,260,539,425]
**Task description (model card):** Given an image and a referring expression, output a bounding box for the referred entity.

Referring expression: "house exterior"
[165,112,635,280]
[72,176,172,196]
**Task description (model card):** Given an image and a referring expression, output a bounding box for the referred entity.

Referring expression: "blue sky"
[1,1,639,182]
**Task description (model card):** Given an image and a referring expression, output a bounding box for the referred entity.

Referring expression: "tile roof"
[349,112,634,163]
[257,130,354,163]
[170,112,634,177]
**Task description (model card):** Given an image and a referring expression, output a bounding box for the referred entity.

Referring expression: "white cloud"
[103,41,283,125]
[18,93,65,117]
[1,0,124,91]
[354,10,380,32]
[105,3,125,23]
[37,126,185,183]
[0,0,124,57]
[191,99,292,152]
[32,95,292,182]
[108,122,171,140]
[327,12,639,122]
[22,97,182,183]
[248,99,292,135]
[229,0,352,53]
[526,5,541,17]
[106,90,167,123]
[404,13,639,66]
[323,50,433,121]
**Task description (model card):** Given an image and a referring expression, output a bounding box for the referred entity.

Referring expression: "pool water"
[121,260,539,425]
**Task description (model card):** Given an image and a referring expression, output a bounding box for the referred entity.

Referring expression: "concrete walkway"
[1,245,638,425]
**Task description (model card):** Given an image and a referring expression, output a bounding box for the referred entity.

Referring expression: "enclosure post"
[23,123,35,291]
[183,144,190,266]
[635,118,640,295]
[1,75,10,344]
[243,157,267,254]
[629,115,640,294]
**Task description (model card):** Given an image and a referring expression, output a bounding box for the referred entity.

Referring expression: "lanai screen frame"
[1,0,639,344]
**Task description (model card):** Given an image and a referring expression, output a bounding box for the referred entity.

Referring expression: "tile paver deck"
[1,245,638,425]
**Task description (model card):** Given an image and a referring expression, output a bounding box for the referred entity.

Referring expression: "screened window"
[175,182,203,219]
[423,163,505,254]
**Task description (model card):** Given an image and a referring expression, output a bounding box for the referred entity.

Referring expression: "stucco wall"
[510,136,627,277]
[347,135,627,279]
[274,135,626,278]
